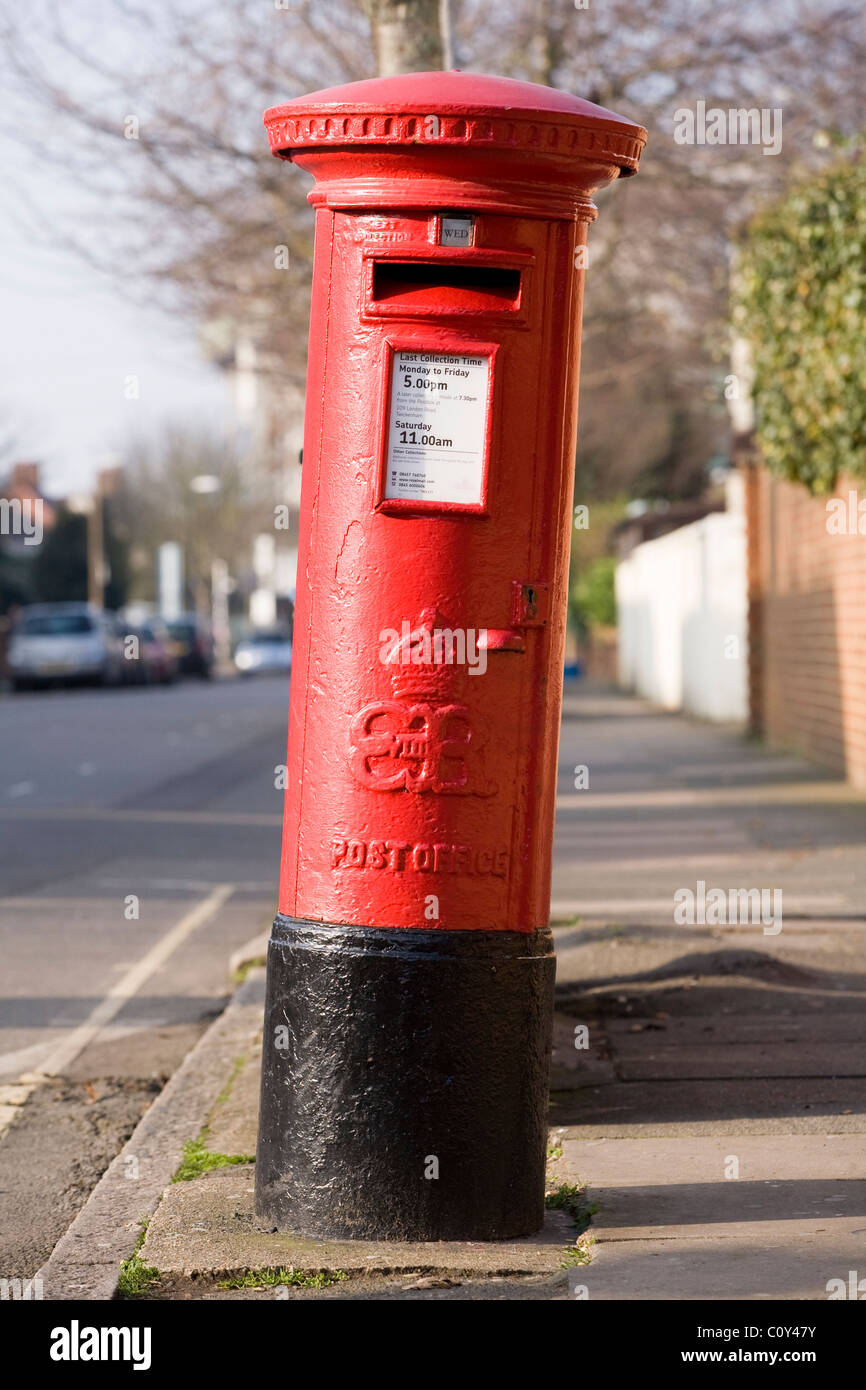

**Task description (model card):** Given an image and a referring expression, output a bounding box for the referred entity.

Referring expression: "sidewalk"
[550,685,866,1300]
[43,684,866,1300]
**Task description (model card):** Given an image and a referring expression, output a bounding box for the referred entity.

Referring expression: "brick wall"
[747,465,866,786]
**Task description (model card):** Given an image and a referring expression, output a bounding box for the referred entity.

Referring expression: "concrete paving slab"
[581,1233,864,1301]
[141,1166,576,1279]
[615,1043,866,1080]
[587,1178,866,1232]
[203,1044,261,1157]
[606,1011,866,1044]
[228,931,269,981]
[548,1077,866,1132]
[592,1207,866,1243]
[560,1134,866,1185]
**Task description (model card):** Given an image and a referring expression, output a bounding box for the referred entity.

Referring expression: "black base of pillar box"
[255,915,556,1242]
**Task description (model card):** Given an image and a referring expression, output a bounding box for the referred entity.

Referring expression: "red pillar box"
[256,71,645,1240]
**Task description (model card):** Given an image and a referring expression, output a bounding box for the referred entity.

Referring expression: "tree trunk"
[530,0,565,88]
[366,0,447,76]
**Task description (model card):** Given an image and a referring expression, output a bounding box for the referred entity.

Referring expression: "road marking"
[0,883,235,1138]
[97,876,276,893]
[6,781,35,798]
[0,1082,37,1131]
[0,806,280,827]
[0,1039,56,1077]
[0,884,276,908]
[32,883,235,1079]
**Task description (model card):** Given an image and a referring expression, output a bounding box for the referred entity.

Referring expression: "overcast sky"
[0,137,233,500]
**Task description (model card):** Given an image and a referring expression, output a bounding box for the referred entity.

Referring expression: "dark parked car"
[139,618,179,685]
[165,614,214,678]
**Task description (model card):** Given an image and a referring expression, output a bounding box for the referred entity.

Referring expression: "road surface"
[0,675,288,1276]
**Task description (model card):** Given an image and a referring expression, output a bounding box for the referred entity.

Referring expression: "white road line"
[0,886,227,1135]
[0,883,276,908]
[18,882,235,1084]
[6,781,35,798]
[0,807,280,826]
[0,1039,56,1077]
[0,1082,37,1131]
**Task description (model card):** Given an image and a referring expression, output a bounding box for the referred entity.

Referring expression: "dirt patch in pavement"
[0,1075,162,1278]
[135,1270,572,1301]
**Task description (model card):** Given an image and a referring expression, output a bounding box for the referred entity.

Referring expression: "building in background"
[0,463,58,614]
[202,318,302,626]
[616,473,748,724]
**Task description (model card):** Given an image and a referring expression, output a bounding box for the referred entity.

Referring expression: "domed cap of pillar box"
[264,70,646,215]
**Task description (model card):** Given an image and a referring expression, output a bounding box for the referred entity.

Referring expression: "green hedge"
[734,150,866,493]
[572,555,617,633]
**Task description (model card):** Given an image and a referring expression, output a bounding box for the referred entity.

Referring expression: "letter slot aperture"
[371,261,523,315]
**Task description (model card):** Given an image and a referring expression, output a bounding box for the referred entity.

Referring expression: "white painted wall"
[616,500,748,723]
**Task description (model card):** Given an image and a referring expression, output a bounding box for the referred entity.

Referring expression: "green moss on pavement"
[172,1137,254,1183]
[218,1266,347,1291]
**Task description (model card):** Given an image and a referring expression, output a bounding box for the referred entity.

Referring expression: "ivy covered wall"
[735,151,866,494]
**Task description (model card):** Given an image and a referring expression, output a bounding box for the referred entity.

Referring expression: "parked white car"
[8,603,125,691]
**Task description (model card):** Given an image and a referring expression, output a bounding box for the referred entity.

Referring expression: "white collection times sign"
[384,350,489,505]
